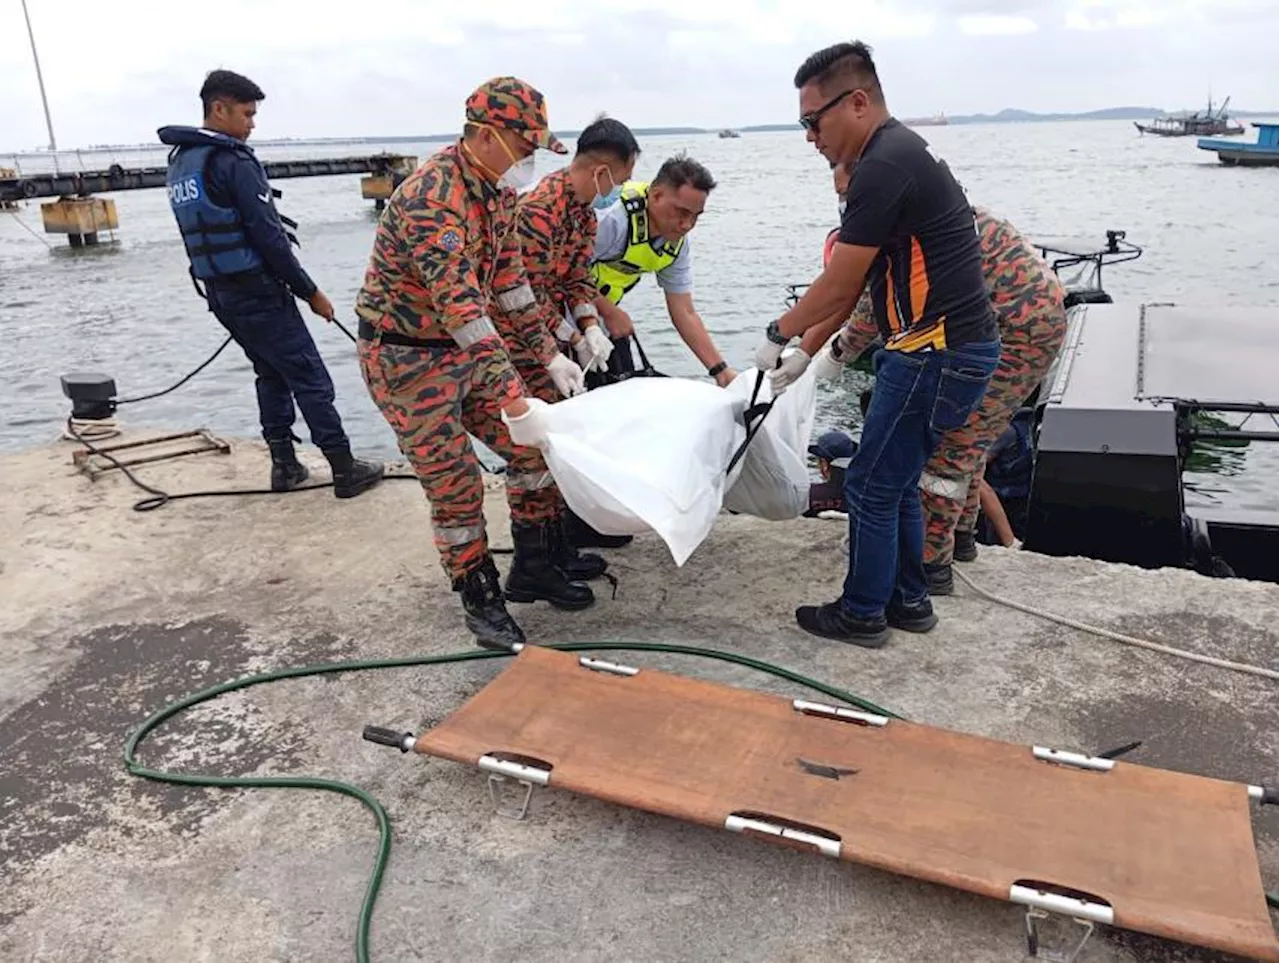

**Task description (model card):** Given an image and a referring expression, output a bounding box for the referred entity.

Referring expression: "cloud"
[958,14,1040,35]
[0,0,1275,151]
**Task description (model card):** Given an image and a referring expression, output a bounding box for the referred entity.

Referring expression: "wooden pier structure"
[0,152,417,246]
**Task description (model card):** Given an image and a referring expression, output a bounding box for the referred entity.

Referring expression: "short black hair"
[653,153,715,193]
[200,70,265,116]
[794,41,883,103]
[576,114,640,164]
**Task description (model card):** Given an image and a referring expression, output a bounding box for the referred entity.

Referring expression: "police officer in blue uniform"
[159,69,383,497]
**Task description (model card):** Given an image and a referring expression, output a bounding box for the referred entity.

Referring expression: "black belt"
[357,319,455,349]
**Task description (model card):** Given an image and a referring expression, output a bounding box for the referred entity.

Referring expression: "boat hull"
[1197,126,1279,166]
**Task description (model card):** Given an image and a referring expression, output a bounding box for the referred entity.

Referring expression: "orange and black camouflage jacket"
[355,142,559,368]
[516,168,601,337]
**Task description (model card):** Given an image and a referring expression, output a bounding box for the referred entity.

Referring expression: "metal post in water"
[20,0,60,162]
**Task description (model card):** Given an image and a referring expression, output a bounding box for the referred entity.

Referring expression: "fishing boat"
[1197,122,1278,167]
[1134,95,1244,137]
[904,112,948,127]
[717,129,741,139]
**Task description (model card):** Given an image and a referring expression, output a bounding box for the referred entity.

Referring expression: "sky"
[2,0,1277,149]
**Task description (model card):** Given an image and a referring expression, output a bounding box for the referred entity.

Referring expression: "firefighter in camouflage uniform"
[516,114,641,550]
[355,76,605,651]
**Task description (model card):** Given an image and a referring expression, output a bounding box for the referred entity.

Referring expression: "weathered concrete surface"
[1,427,1276,963]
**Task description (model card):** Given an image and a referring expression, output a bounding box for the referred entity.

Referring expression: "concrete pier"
[1,426,1275,963]
[361,154,418,211]
[0,167,17,210]
[39,195,118,246]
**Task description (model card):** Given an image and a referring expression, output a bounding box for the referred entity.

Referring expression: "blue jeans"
[205,272,348,451]
[841,341,1000,619]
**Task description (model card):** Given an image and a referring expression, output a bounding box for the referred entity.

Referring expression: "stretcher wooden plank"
[414,647,1277,961]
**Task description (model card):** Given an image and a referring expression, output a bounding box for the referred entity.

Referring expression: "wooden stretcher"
[407,646,1278,961]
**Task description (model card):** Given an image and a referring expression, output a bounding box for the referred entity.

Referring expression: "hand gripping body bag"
[721,358,819,520]
[535,377,746,566]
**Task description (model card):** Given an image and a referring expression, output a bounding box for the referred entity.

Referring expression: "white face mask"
[498,154,537,192]
[838,199,847,218]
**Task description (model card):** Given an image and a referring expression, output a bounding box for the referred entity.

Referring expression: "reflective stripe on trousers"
[506,469,556,492]
[434,520,487,546]
[919,471,969,502]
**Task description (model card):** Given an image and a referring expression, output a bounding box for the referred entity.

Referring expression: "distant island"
[248,106,1280,146]
[39,107,1280,154]
[741,105,1279,132]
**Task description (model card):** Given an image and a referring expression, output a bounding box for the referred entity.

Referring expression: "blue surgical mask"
[592,168,622,209]
[594,186,622,210]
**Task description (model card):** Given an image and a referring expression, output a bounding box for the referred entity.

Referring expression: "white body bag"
[533,356,819,566]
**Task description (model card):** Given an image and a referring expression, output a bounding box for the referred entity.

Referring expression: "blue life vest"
[165,130,265,280]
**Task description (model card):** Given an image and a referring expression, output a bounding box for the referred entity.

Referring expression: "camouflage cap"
[465,76,567,154]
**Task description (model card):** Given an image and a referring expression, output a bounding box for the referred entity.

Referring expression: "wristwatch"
[707,361,727,378]
[765,319,789,345]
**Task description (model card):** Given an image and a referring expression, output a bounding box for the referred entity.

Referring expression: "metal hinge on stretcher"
[1011,884,1114,963]
[477,755,551,821]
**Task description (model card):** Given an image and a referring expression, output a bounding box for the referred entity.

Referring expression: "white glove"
[501,397,552,449]
[811,338,845,382]
[583,324,614,371]
[572,337,594,372]
[547,353,586,398]
[769,348,811,394]
[754,320,791,372]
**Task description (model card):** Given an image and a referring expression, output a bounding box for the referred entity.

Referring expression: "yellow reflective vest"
[590,181,684,304]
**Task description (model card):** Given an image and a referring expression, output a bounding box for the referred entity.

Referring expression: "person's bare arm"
[978,480,1016,547]
[595,295,633,338]
[798,313,847,357]
[665,291,735,385]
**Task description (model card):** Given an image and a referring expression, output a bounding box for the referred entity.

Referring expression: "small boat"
[717,129,740,139]
[1135,95,1244,137]
[904,112,948,127]
[1197,122,1279,167]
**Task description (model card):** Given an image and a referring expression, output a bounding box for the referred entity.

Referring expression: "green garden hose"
[122,640,899,963]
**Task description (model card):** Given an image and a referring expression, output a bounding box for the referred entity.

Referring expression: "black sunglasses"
[800,89,855,132]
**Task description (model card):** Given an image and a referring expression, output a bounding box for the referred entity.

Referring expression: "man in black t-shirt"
[755,41,1000,648]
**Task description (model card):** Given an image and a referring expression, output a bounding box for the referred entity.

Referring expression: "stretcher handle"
[362,725,416,752]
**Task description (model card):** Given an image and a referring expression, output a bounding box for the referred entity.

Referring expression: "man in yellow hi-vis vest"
[588,154,737,388]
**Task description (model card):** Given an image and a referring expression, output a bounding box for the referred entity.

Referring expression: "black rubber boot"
[563,507,632,550]
[794,600,891,649]
[548,514,608,581]
[455,557,527,652]
[323,447,385,499]
[504,522,595,611]
[925,562,954,596]
[267,435,309,492]
[953,528,978,563]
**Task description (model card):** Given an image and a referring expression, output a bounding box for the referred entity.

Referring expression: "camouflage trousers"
[921,292,1068,566]
[359,340,563,582]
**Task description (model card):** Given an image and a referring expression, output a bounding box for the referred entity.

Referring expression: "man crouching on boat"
[354,76,606,652]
